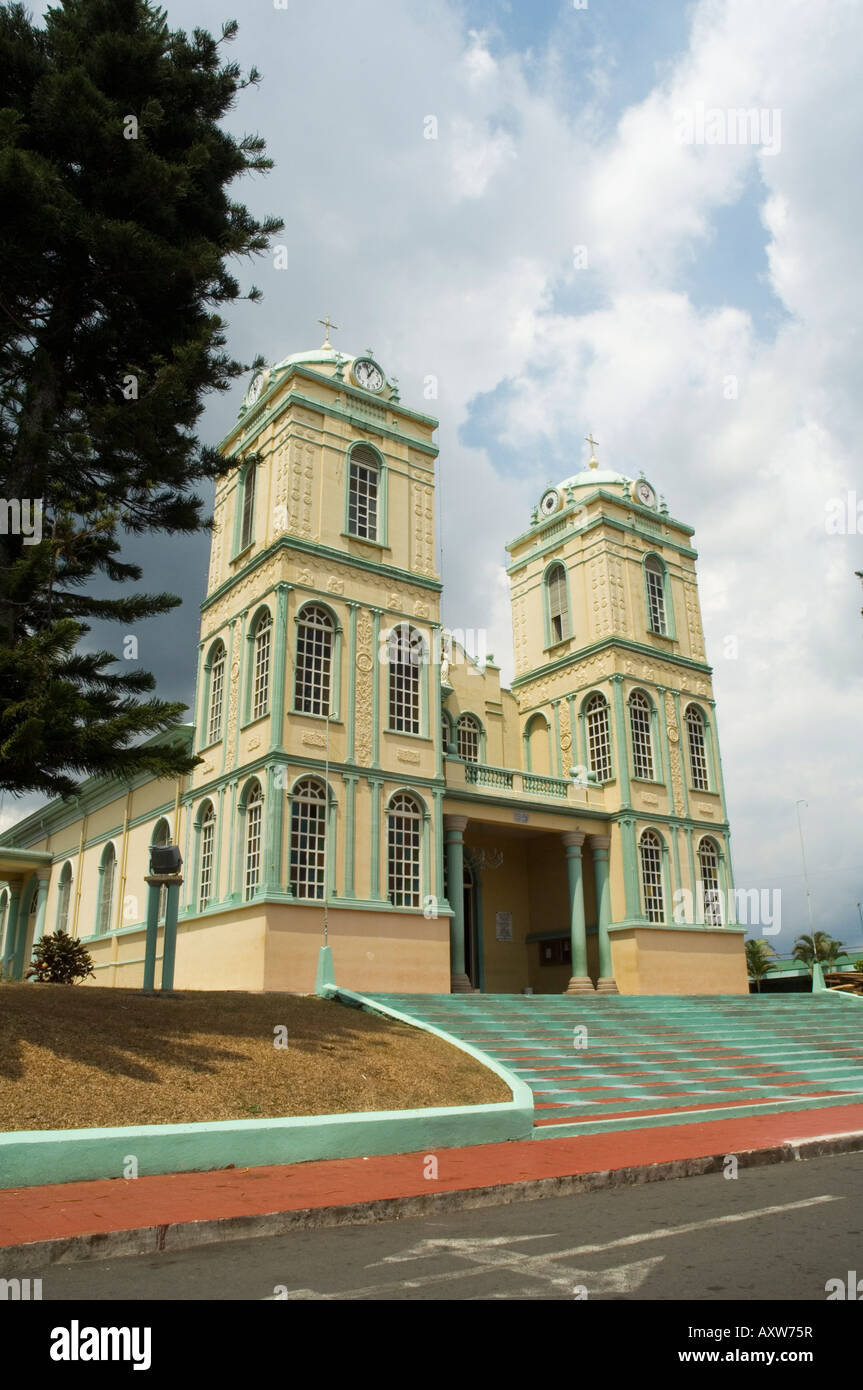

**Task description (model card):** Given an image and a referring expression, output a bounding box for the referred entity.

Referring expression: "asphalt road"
[27,1152,863,1301]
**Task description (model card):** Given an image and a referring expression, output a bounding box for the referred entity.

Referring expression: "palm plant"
[745,939,778,992]
[791,932,844,971]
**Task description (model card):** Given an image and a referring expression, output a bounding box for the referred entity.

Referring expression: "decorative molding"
[355,608,375,765]
[397,748,421,764]
[664,690,685,816]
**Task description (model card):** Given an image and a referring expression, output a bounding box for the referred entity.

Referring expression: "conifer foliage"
[0,0,282,795]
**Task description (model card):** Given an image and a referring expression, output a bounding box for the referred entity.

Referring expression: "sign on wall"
[495,911,513,942]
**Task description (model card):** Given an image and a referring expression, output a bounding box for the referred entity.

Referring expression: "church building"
[0,331,748,996]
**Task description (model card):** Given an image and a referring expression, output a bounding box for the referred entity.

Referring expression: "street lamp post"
[795,800,815,937]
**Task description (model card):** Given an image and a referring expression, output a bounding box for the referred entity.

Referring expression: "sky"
[5,0,862,957]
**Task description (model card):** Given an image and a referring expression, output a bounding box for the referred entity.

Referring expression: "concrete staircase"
[366,993,863,1138]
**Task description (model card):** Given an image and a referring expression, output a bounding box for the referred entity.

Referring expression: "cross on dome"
[317,314,340,348]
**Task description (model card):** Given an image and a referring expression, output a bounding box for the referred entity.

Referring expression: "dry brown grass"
[0,984,510,1132]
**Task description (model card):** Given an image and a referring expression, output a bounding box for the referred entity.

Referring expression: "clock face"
[635,480,656,508]
[352,358,385,392]
[539,487,561,517]
[246,371,268,407]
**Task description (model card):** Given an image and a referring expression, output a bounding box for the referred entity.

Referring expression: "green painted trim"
[269,584,290,754]
[507,504,696,572]
[618,815,642,919]
[684,825,696,902]
[343,775,357,898]
[432,788,446,912]
[610,676,631,805]
[227,779,240,899]
[201,534,442,622]
[219,369,439,455]
[320,986,533,1121]
[346,603,358,763]
[512,635,712,696]
[368,777,382,899]
[0,1081,530,1191]
[231,614,244,771]
[655,687,673,794]
[264,764,285,893]
[607,921,748,936]
[552,701,563,777]
[371,611,381,769]
[642,551,678,640]
[670,823,682,903]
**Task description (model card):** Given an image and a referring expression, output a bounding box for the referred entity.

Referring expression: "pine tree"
[0,0,282,796]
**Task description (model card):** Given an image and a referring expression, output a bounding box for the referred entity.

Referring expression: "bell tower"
[506,438,736,937]
[185,325,447,965]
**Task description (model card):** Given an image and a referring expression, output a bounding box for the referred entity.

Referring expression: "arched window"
[240,459,257,551]
[387,793,422,908]
[628,690,654,779]
[96,843,116,936]
[55,861,73,933]
[639,830,664,923]
[525,713,551,775]
[206,641,226,745]
[150,819,170,921]
[244,782,264,900]
[546,563,571,643]
[198,803,216,910]
[251,609,272,720]
[289,778,327,899]
[348,444,379,540]
[585,693,612,782]
[388,624,424,734]
[698,837,723,925]
[456,713,481,763]
[645,556,668,635]
[685,704,709,790]
[295,605,333,716]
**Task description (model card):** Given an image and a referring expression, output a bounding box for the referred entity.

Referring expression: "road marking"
[266,1195,839,1301]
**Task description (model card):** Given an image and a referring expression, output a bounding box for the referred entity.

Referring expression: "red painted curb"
[3,1101,863,1252]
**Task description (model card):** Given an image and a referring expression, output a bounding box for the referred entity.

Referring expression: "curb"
[4,1129,863,1274]
[0,986,532,1191]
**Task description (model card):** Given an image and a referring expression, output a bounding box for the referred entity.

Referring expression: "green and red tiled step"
[365,993,863,1138]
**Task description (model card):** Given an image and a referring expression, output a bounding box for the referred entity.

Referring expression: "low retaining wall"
[0,953,533,1189]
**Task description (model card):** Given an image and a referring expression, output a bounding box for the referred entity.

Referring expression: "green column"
[31,872,49,947]
[143,878,160,991]
[3,886,21,979]
[589,833,618,993]
[610,675,631,804]
[371,609,381,770]
[618,814,643,921]
[264,763,285,893]
[552,700,563,777]
[369,776,383,899]
[433,788,446,911]
[161,880,182,990]
[685,825,696,921]
[444,814,471,993]
[562,831,593,992]
[269,583,290,753]
[343,774,358,898]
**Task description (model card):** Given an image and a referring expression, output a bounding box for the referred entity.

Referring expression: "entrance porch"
[442,809,618,996]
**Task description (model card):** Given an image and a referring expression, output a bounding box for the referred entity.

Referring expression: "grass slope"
[0,986,510,1132]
